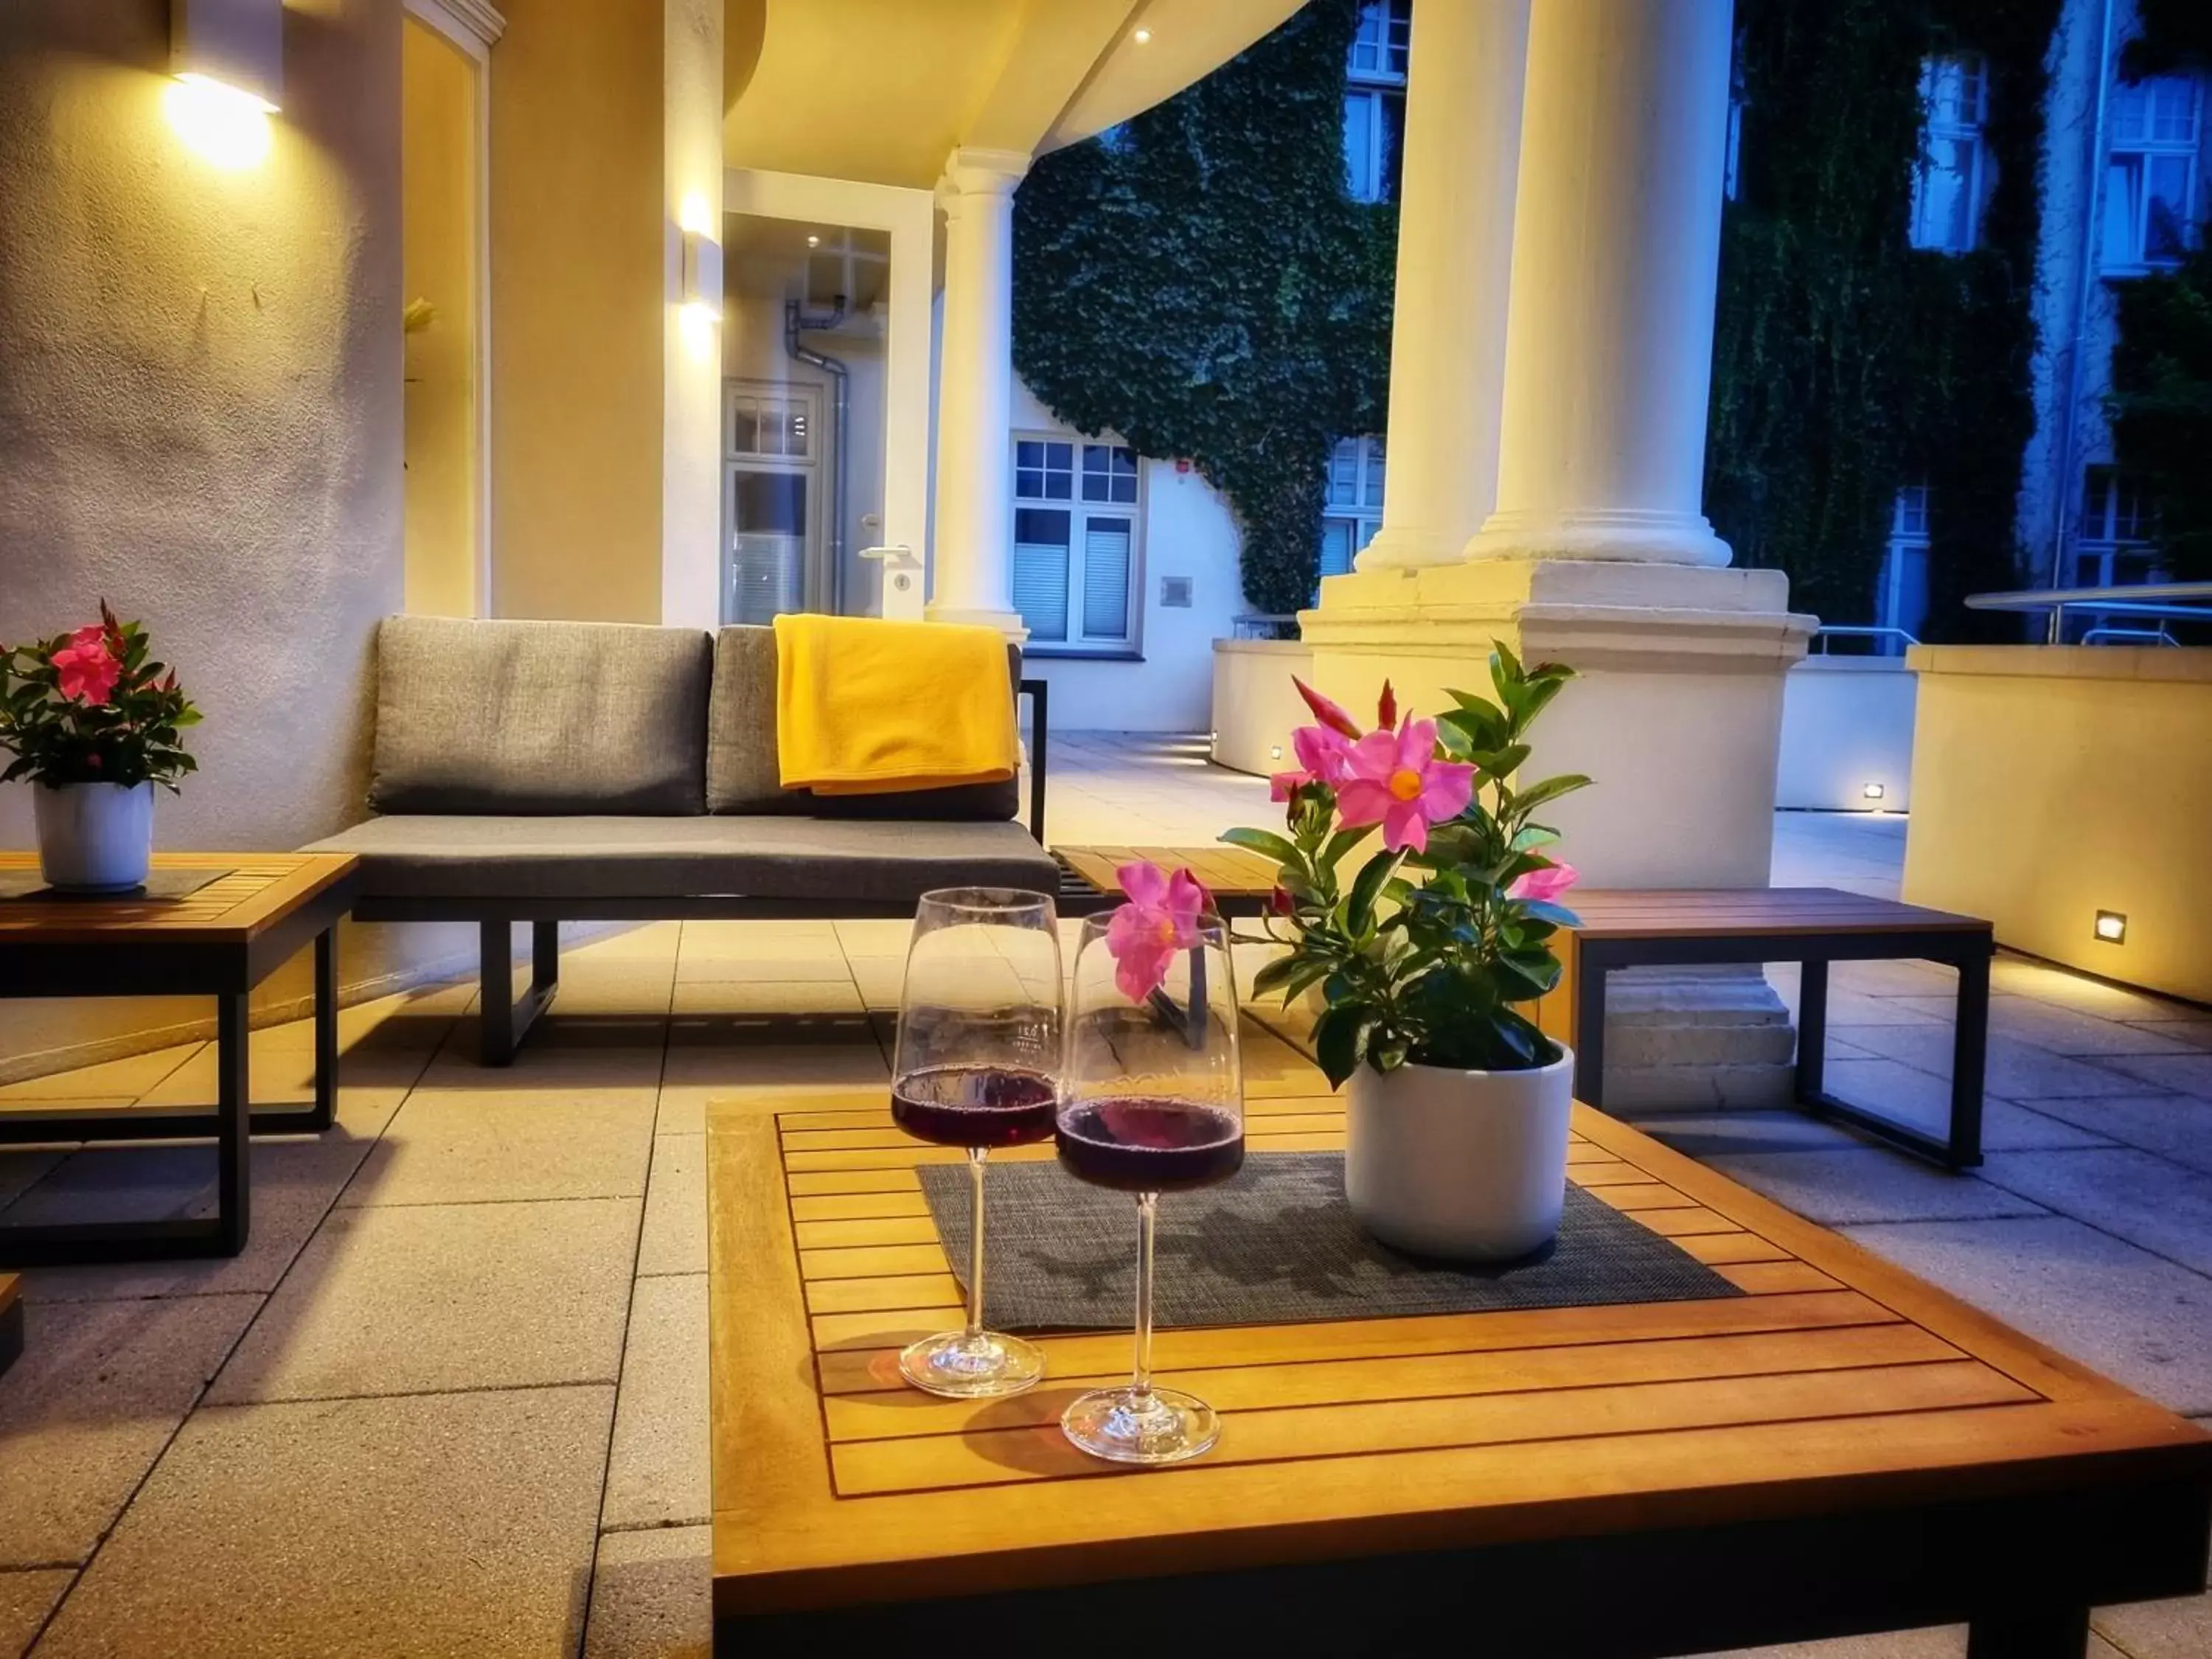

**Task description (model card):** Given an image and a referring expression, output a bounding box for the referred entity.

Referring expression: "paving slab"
[2023,1094,2212,1178]
[340,1086,655,1207]
[1832,1026,2154,1099]
[653,1042,886,1134]
[1694,1625,1968,1658]
[2091,1052,2212,1100]
[1701,1150,2047,1227]
[584,1525,710,1659]
[0,1044,200,1105]
[638,1133,706,1277]
[6,1136,374,1304]
[1991,959,2199,1023]
[1636,1110,1880,1160]
[1818,1059,2114,1151]
[669,978,865,1018]
[600,1273,709,1531]
[0,1570,71,1659]
[2129,1018,2212,1050]
[2095,1585,2212,1658]
[1976,1149,2212,1277]
[0,1151,66,1214]
[206,1197,638,1402]
[1881,995,2202,1058]
[1840,1216,2212,1415]
[32,1386,612,1659]
[0,1293,261,1567]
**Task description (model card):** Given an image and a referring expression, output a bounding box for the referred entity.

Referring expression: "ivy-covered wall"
[1708,0,2059,640]
[1011,0,1394,616]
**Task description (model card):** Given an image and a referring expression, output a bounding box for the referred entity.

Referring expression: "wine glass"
[890,887,1062,1398]
[1057,909,1243,1463]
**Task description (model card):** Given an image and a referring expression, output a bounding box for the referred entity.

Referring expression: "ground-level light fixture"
[1861,782,1886,802]
[2093,910,2128,945]
[168,0,282,167]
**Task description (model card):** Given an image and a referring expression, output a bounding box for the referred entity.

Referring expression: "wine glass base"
[898,1329,1045,1398]
[1060,1385,1220,1464]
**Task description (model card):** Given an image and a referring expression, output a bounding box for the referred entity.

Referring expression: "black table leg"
[1950,949,1991,1169]
[310,924,338,1132]
[1966,1603,2089,1657]
[479,919,559,1066]
[0,1293,21,1375]
[214,990,251,1253]
[1795,957,1829,1102]
[1573,951,1608,1107]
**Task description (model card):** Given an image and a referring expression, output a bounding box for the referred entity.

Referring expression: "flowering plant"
[1227,645,1587,1085]
[1103,859,1211,1003]
[0,602,202,790]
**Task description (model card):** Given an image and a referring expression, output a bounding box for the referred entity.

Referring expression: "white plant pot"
[34,781,156,892]
[1343,1046,1576,1262]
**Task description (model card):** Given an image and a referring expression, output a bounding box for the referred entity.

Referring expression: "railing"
[1808,625,1920,655]
[1964,581,2212,645]
[1228,614,1301,641]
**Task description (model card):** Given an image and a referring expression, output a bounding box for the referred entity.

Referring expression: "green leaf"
[1220,826,1299,866]
[1345,847,1402,935]
[1510,773,1591,815]
[1250,956,1304,998]
[1320,823,1375,869]
[1511,824,1559,853]
[1311,1002,1374,1088]
[1514,899,1581,930]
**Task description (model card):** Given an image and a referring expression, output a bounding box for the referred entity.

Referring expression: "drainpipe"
[2045,0,2118,641]
[785,296,850,613]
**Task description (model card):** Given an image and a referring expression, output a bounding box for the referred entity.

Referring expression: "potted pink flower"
[1,602,201,891]
[1226,644,1589,1261]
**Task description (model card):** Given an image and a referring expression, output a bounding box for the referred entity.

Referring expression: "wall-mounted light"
[1269,745,1284,761]
[168,0,282,167]
[1861,782,1886,803]
[681,229,723,322]
[1133,27,1153,44]
[2093,910,2127,945]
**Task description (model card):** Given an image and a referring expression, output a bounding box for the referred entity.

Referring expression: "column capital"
[938,147,1032,204]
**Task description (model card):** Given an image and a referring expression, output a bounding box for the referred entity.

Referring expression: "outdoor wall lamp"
[1861,782,1886,802]
[168,0,282,167]
[2093,910,2127,945]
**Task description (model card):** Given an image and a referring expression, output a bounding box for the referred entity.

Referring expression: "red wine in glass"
[891,1064,1057,1149]
[1056,1097,1245,1192]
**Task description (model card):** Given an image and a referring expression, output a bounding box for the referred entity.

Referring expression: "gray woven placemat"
[0,867,232,902]
[919,1152,1742,1332]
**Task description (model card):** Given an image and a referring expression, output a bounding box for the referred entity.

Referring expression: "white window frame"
[1909,54,1990,254]
[1874,484,1932,654]
[1343,0,1408,204]
[1318,436,1386,588]
[2074,465,2162,587]
[2102,74,2203,275]
[1009,434,1144,655]
[723,381,825,625]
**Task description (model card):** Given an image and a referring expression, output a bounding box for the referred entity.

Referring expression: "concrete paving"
[0,737,2205,1656]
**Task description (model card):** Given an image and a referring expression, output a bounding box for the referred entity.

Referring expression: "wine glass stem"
[964,1148,988,1345]
[1130,1191,1158,1408]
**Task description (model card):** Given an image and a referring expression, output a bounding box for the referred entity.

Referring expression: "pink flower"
[52,625,122,706]
[1268,724,1353,801]
[1104,860,1210,1003]
[1376,681,1397,730]
[1334,718,1475,854]
[1293,676,1363,740]
[1508,860,1580,904]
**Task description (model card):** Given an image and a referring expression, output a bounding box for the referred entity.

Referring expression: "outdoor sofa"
[304,616,1055,1062]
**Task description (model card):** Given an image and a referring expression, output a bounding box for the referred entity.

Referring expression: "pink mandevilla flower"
[1508,860,1580,904]
[1104,860,1210,1003]
[1292,676,1362,740]
[1334,717,1475,855]
[52,625,122,706]
[1268,723,1353,801]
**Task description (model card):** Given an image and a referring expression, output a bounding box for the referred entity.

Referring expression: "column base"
[924,602,1029,640]
[1355,524,1468,572]
[1467,507,1733,568]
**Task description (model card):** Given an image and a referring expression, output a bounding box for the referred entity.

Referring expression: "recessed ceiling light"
[2093,910,2127,944]
[1133,27,1152,44]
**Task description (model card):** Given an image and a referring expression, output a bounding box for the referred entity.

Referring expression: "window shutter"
[1082,518,1133,639]
[1012,508,1071,641]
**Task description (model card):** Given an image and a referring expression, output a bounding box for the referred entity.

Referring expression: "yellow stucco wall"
[1903,647,2212,1003]
[488,0,665,622]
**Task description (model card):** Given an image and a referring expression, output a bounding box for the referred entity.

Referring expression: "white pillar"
[928,146,1029,634]
[1357,0,1530,571]
[1467,0,1734,566]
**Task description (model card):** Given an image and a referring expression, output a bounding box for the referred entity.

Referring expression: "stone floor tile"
[1992,959,2199,1023]
[638,1133,706,1277]
[32,1386,612,1659]
[7,1137,374,1304]
[670,953,855,984]
[1830,958,1961,998]
[0,1570,72,1659]
[2092,1052,2212,1099]
[1881,995,2200,1058]
[542,974,676,1020]
[206,1198,639,1402]
[568,921,683,964]
[1830,1026,2153,1099]
[1692,1625,1964,1658]
[1818,1059,2114,1151]
[2025,1094,2212,1178]
[138,1027,433,1104]
[832,918,912,956]
[1840,1216,2212,1415]
[1976,1148,2212,1277]
[669,978,864,1017]
[1702,1150,2048,1227]
[1635,1110,1877,1159]
[584,1525,710,1659]
[0,1294,260,1567]
[2096,1590,2212,1658]
[341,1088,655,1206]
[415,1028,668,1093]
[654,1043,887,1133]
[2132,1018,2212,1049]
[0,1151,66,1213]
[600,1273,708,1530]
[0,1044,199,1105]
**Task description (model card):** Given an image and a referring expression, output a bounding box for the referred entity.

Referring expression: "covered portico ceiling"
[724,0,1304,188]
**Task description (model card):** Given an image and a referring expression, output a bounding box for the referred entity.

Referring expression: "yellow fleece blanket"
[772,613,1018,796]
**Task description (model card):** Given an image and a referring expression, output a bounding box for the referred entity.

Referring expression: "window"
[2075,465,2162,587]
[2103,75,2202,273]
[725,384,819,625]
[1011,437,1141,649]
[1318,436,1386,585]
[1874,484,1931,653]
[1909,55,1989,253]
[1343,0,1409,204]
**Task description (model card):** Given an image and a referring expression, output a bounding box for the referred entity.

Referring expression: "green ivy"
[1011,0,1394,616]
[1708,0,2058,641]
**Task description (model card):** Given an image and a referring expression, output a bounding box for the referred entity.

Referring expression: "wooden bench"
[706,1075,2211,1656]
[1535,887,1994,1169]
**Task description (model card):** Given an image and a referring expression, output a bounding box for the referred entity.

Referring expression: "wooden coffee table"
[0,852,358,1265]
[707,1074,2212,1655]
[1051,844,1279,916]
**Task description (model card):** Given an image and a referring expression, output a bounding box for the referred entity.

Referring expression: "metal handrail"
[1229,613,1301,641]
[1809,625,1920,654]
[1965,581,2212,644]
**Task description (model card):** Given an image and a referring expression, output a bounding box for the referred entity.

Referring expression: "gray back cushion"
[369,616,712,815]
[706,625,1022,821]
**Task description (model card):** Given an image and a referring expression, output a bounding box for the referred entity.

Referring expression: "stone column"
[1467,0,1733,567]
[928,146,1030,635]
[1355,0,1530,571]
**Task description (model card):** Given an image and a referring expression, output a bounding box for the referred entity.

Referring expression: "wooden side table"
[1051,844,1280,916]
[0,852,359,1265]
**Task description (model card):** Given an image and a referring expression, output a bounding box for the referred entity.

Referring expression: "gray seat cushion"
[705,625,1023,821]
[305,814,1060,903]
[369,616,712,816]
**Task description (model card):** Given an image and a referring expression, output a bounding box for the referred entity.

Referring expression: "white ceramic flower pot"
[1343,1046,1576,1262]
[34,781,155,892]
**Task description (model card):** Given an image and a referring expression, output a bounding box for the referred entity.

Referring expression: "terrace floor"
[0,734,2207,1658]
